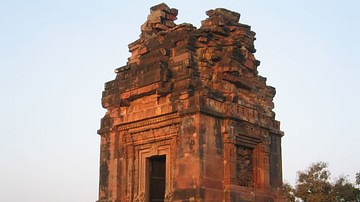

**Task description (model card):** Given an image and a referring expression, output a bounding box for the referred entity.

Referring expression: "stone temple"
[97,3,284,202]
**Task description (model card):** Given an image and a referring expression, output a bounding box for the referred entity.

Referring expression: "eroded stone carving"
[237,146,254,187]
[164,190,174,202]
[134,192,145,202]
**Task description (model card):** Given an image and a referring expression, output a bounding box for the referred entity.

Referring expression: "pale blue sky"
[1,1,359,201]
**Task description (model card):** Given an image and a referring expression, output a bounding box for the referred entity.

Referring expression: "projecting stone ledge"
[98,3,284,202]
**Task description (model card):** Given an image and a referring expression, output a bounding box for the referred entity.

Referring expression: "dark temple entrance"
[148,155,166,202]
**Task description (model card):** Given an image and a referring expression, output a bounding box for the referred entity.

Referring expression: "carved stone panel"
[236,145,254,187]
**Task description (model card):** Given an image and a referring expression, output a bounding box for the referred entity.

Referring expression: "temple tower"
[98,3,284,202]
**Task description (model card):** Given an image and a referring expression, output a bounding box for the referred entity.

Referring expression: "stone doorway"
[148,155,166,202]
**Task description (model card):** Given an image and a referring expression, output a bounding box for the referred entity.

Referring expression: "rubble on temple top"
[204,8,241,26]
[140,3,178,38]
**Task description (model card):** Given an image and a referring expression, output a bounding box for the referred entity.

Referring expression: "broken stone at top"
[202,8,240,27]
[140,3,178,38]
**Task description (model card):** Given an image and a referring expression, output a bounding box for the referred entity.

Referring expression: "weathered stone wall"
[98,3,284,202]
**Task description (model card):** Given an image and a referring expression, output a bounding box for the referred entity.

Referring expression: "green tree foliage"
[283,182,296,202]
[295,162,333,202]
[332,176,359,202]
[283,162,360,202]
